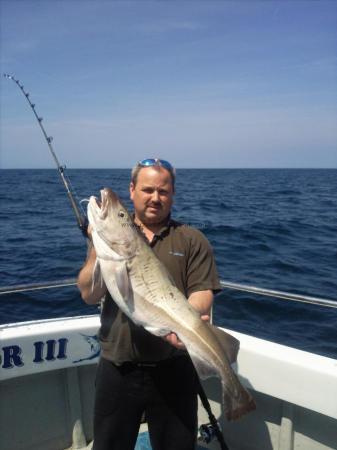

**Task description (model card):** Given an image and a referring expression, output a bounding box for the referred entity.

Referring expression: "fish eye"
[118,210,125,218]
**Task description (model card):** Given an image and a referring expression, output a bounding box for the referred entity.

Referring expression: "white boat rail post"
[66,367,87,449]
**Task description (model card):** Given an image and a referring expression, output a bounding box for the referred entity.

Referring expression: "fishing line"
[3,73,88,237]
[65,171,87,218]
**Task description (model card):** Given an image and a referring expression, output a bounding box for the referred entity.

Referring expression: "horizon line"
[0,167,336,170]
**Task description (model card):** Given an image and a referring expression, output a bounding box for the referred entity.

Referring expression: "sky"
[0,0,336,169]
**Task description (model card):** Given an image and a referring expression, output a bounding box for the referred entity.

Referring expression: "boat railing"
[0,279,336,309]
[0,279,77,295]
[219,280,337,308]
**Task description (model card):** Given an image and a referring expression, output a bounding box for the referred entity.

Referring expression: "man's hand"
[163,314,210,349]
[163,332,185,349]
[163,290,213,349]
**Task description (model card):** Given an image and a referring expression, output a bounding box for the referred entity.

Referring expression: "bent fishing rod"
[3,74,88,237]
[4,74,229,450]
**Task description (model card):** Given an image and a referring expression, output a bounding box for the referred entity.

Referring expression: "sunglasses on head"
[138,158,174,172]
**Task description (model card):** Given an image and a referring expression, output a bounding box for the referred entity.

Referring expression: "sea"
[1,169,336,359]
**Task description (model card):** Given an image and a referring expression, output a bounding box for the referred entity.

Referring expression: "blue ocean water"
[1,169,336,359]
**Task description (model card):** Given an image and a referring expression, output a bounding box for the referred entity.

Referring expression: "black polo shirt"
[99,218,221,363]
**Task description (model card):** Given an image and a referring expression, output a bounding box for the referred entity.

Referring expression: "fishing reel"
[199,422,217,444]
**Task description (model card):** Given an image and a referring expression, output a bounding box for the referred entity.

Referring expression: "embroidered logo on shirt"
[169,251,184,257]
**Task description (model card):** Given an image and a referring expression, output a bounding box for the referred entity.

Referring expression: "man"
[77,158,221,450]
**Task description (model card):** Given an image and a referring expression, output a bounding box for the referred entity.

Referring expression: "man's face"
[130,167,174,226]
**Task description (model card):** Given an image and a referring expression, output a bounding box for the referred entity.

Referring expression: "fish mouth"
[88,188,119,220]
[101,188,119,207]
[95,188,119,217]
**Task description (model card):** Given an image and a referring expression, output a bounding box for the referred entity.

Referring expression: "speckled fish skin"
[88,188,256,420]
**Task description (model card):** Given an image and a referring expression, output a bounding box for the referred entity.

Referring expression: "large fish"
[88,188,256,420]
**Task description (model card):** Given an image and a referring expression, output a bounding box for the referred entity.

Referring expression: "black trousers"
[93,356,199,450]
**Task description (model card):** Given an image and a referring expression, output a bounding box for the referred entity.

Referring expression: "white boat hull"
[1,316,336,450]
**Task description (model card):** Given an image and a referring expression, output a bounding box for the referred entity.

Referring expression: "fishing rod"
[3,74,230,449]
[198,380,229,450]
[3,74,88,237]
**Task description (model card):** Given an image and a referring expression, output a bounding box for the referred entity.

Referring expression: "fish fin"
[93,231,127,261]
[114,260,132,301]
[224,380,256,421]
[92,259,103,291]
[190,345,256,420]
[206,323,240,364]
[189,352,216,380]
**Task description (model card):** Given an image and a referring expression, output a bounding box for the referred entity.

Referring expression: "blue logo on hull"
[72,334,101,363]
